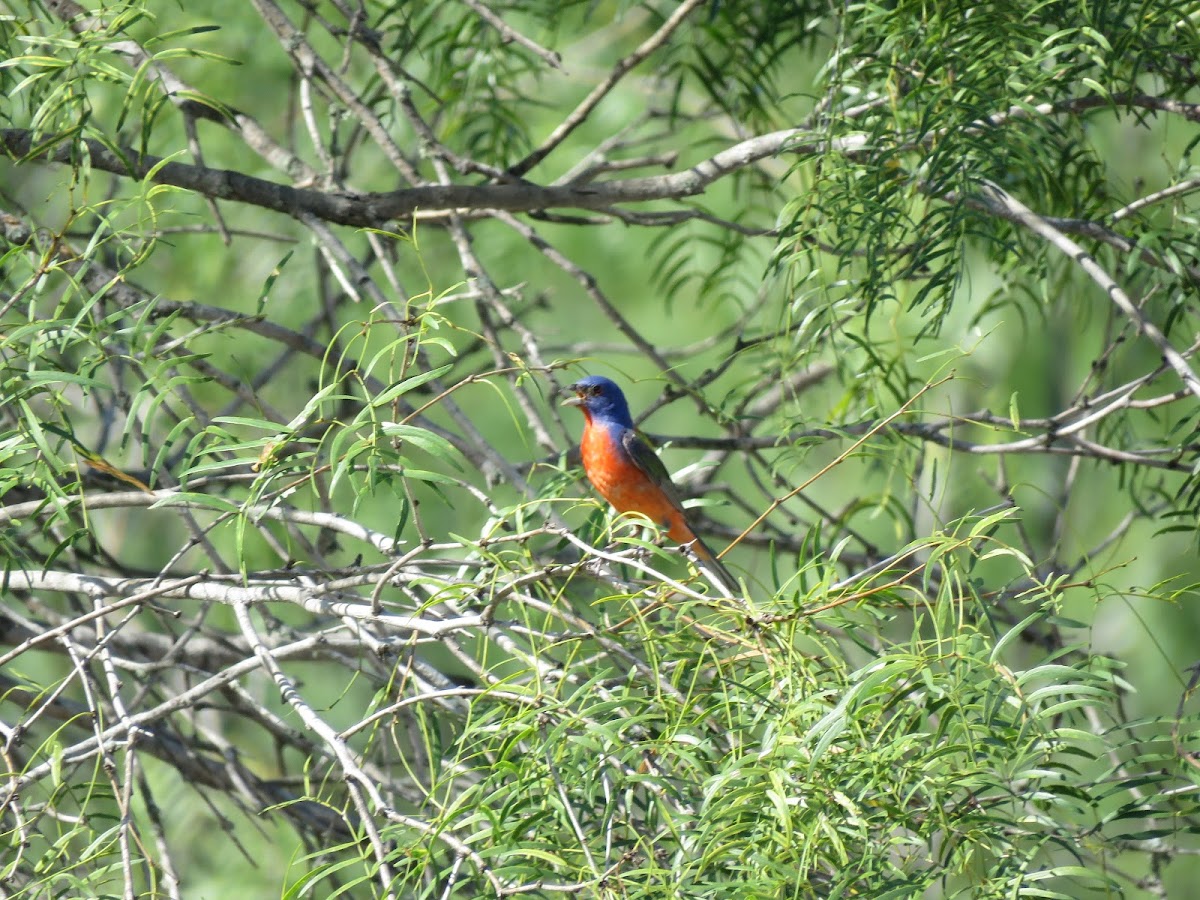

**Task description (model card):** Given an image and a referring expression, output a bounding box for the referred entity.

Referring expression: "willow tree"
[3,1,1199,897]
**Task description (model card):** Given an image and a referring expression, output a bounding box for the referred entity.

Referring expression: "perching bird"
[563,375,739,595]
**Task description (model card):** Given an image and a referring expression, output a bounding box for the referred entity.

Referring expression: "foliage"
[2,0,1200,897]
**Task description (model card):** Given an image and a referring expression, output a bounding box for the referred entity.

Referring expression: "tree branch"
[1,127,838,227]
[973,181,1200,403]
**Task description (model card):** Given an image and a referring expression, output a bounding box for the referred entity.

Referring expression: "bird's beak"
[562,383,584,407]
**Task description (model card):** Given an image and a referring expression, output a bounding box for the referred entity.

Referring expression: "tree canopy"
[3,1,1200,897]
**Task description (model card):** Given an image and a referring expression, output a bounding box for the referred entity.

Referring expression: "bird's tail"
[686,534,741,596]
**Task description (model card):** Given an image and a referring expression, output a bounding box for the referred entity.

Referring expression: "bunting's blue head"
[563,375,634,427]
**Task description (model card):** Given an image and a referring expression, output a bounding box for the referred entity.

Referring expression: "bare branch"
[973,181,1200,402]
[1,127,837,226]
[508,0,708,176]
[459,0,562,69]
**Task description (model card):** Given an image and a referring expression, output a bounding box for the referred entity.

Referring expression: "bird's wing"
[621,428,740,595]
[620,427,685,511]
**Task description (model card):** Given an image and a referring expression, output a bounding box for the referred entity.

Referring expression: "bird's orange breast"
[580,422,693,543]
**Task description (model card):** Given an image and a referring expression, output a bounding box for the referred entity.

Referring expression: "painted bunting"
[563,375,739,595]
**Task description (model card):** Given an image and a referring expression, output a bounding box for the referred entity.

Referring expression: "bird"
[563,375,740,595]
